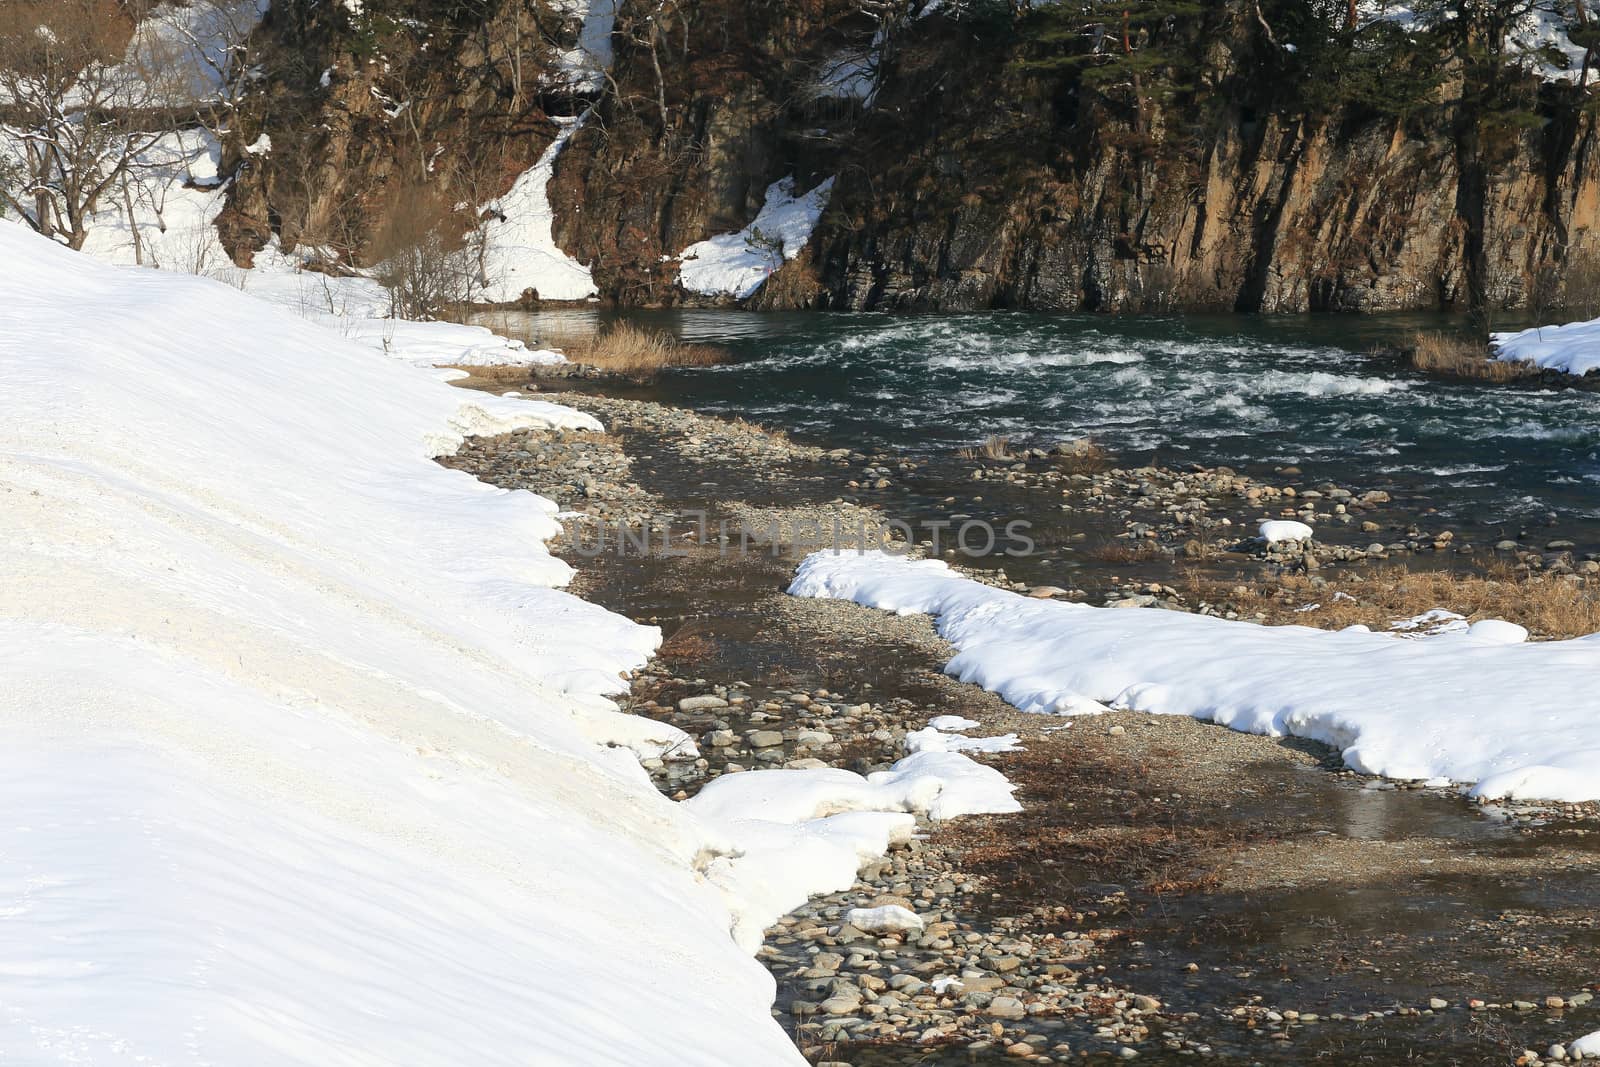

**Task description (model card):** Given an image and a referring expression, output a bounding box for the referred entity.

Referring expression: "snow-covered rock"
[475,116,598,303]
[1259,519,1314,543]
[1572,1029,1600,1057]
[844,905,926,935]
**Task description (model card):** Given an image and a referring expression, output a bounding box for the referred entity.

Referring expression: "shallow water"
[489,309,1600,543]
[453,370,1600,1066]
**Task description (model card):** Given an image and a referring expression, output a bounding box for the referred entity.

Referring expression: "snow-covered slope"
[1493,318,1600,377]
[1,227,1024,1063]
[678,176,835,299]
[474,116,599,304]
[791,551,1600,803]
[0,226,796,1065]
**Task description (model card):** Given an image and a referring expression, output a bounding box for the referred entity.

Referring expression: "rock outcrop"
[222,0,1600,314]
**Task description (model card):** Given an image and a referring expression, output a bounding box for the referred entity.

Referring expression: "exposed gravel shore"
[445,379,1600,1066]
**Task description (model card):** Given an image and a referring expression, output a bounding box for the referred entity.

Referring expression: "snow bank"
[789,551,1600,803]
[4,229,1027,1062]
[475,117,599,304]
[0,226,804,1064]
[1493,319,1600,377]
[906,724,1022,754]
[190,241,565,370]
[685,751,1019,949]
[1573,1030,1600,1056]
[678,176,835,299]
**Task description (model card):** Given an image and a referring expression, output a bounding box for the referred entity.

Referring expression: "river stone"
[961,975,1007,993]
[678,695,728,711]
[747,730,784,748]
[820,994,862,1015]
[987,996,1027,1019]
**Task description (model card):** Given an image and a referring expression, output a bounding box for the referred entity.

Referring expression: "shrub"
[548,323,724,375]
[1405,331,1537,383]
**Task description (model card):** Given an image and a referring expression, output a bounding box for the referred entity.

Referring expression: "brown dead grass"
[1086,538,1167,564]
[957,434,1013,461]
[727,415,790,446]
[1052,438,1110,474]
[1407,331,1538,383]
[656,620,720,663]
[1191,564,1600,639]
[549,323,725,375]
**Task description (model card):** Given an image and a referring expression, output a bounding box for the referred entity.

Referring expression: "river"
[486,309,1600,548]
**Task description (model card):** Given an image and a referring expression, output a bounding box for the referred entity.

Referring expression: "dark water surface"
[488,308,1600,543]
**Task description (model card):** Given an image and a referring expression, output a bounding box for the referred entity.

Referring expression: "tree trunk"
[33,190,54,239]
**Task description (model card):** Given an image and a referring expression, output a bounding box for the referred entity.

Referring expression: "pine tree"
[1017,0,1203,134]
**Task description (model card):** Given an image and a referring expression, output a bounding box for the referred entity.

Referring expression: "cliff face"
[218,0,587,265]
[768,4,1600,314]
[224,0,1600,314]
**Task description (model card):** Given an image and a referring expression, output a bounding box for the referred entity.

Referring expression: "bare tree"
[369,182,481,320]
[0,0,189,250]
[138,0,267,140]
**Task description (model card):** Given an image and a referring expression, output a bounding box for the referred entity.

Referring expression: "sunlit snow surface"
[1,227,1023,1063]
[678,176,836,299]
[791,550,1600,803]
[476,116,599,303]
[1495,317,1600,377]
[0,225,788,1066]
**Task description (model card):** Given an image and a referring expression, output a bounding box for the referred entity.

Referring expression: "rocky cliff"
[221,0,1600,314]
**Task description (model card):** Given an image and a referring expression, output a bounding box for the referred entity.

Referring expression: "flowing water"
[489,308,1600,545]
[464,312,1600,1063]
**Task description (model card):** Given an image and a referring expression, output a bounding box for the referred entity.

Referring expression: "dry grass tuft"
[549,323,725,375]
[1052,437,1110,473]
[1192,565,1600,640]
[1407,331,1538,383]
[958,434,1014,461]
[1086,538,1167,565]
[656,621,720,663]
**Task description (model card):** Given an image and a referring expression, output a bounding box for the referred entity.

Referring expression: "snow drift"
[790,551,1600,803]
[677,176,835,299]
[0,226,784,1064]
[1,227,1023,1063]
[1494,318,1600,377]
